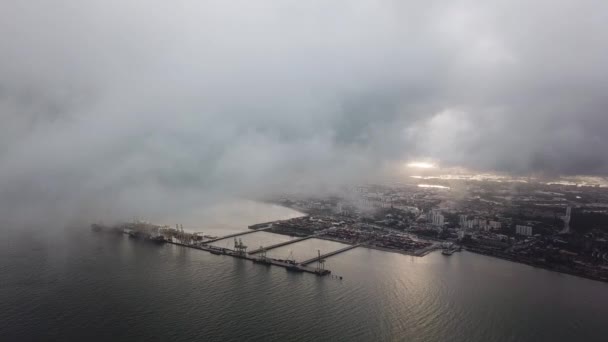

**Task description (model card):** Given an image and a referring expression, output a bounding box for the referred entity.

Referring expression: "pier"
[300,244,360,265]
[201,226,273,244]
[164,230,331,276]
[174,242,329,275]
[248,236,313,254]
[92,221,359,277]
[248,221,276,229]
[254,258,329,275]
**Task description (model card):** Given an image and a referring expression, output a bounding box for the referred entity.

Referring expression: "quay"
[300,244,360,265]
[171,241,330,275]
[98,222,334,276]
[248,221,277,229]
[248,236,312,254]
[93,218,419,278]
[201,226,273,244]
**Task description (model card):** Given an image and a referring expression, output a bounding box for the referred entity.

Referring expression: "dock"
[247,221,275,229]
[300,244,360,265]
[163,232,331,276]
[201,226,273,244]
[94,222,337,277]
[248,236,312,254]
[174,242,330,275]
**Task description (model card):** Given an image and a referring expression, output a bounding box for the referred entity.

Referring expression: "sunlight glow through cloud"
[406,162,437,169]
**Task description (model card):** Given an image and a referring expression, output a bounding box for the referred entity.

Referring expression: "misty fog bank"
[1,1,608,226]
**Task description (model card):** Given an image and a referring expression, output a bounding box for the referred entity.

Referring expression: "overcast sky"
[1,1,607,225]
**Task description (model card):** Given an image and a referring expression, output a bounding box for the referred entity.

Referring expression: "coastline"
[465,247,608,284]
[362,244,439,257]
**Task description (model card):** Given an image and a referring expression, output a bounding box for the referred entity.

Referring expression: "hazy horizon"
[2,1,608,226]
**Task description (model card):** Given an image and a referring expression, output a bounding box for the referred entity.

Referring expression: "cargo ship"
[441,242,460,256]
[209,248,224,255]
[253,257,272,265]
[91,223,123,235]
[442,248,455,256]
[286,264,304,272]
[149,235,166,244]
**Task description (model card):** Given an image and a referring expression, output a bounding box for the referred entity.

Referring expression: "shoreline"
[465,247,608,284]
[259,225,608,283]
[362,244,440,257]
[267,225,608,283]
[99,205,608,284]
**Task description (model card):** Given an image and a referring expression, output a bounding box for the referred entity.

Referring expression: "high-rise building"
[489,221,502,230]
[479,219,489,231]
[516,225,533,236]
[459,215,468,228]
[459,217,501,231]
[427,209,445,227]
[561,206,571,234]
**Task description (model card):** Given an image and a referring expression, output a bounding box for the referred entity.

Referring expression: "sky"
[1,1,607,225]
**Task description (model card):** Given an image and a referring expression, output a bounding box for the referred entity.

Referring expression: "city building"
[427,209,445,227]
[516,225,533,236]
[459,215,468,228]
[460,216,501,231]
[489,221,502,230]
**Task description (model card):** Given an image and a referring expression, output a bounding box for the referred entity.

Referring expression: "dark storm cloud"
[1,0,607,224]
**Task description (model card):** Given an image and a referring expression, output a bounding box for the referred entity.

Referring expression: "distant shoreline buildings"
[427,209,445,227]
[459,215,501,231]
[516,225,533,236]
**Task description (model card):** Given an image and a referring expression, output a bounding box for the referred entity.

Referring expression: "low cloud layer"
[1,1,607,225]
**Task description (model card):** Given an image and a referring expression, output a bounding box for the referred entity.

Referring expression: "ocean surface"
[2,201,608,342]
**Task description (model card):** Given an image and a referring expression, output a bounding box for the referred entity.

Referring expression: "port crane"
[234,238,248,256]
[284,250,296,264]
[258,246,268,261]
[315,249,326,273]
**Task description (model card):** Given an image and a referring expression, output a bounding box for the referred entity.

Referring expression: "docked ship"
[442,248,455,256]
[90,223,122,235]
[286,264,304,272]
[148,235,166,244]
[441,242,459,256]
[253,257,272,265]
[209,247,224,255]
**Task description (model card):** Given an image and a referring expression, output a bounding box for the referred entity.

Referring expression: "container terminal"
[91,221,334,276]
[91,214,439,277]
